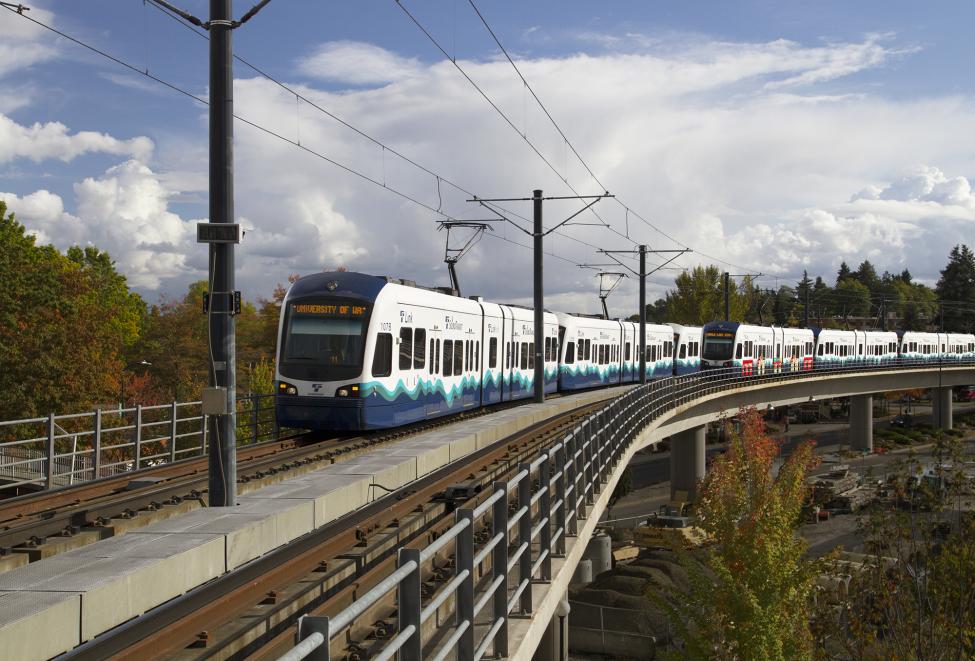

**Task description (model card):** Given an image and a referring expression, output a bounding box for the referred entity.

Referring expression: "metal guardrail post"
[554,442,567,552]
[295,615,330,661]
[592,417,604,496]
[93,408,102,480]
[251,394,259,443]
[397,548,422,661]
[45,413,55,489]
[134,405,143,470]
[491,480,509,657]
[170,402,178,463]
[456,508,475,660]
[517,464,533,615]
[583,421,595,506]
[539,449,552,580]
[567,432,581,533]
[201,412,208,453]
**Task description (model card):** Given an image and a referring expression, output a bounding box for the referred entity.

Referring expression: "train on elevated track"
[275,272,975,431]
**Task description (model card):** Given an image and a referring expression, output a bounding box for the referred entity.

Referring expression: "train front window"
[280,300,371,381]
[702,335,734,360]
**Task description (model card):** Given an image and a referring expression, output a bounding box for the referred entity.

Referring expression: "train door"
[424,325,443,417]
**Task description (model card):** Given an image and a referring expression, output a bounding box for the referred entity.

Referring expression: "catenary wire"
[144,0,620,257]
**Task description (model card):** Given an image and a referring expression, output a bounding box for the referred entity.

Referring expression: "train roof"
[288,271,464,302]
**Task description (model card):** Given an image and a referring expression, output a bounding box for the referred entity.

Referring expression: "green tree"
[936,244,975,332]
[657,409,821,660]
[836,261,853,285]
[0,202,146,418]
[834,278,872,324]
[664,266,745,325]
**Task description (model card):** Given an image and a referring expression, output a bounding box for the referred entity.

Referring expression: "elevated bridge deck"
[0,386,629,661]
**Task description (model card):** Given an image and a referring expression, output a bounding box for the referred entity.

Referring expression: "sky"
[2,0,975,317]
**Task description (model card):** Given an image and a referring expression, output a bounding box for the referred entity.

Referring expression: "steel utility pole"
[598,247,690,384]
[158,0,275,506]
[723,272,730,322]
[469,191,612,402]
[721,271,763,323]
[208,0,236,507]
[804,286,810,327]
[639,245,647,383]
[532,190,544,403]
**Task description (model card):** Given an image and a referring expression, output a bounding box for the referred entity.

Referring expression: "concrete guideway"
[0,387,629,661]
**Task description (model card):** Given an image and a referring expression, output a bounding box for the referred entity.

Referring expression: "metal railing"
[278,356,975,661]
[0,393,281,495]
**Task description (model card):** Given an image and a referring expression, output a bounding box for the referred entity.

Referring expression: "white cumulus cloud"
[0,113,154,164]
[297,41,423,85]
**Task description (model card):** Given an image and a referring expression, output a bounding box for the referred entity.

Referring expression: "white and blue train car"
[947,333,975,363]
[668,323,702,375]
[899,331,943,364]
[780,327,815,372]
[813,328,858,369]
[861,331,899,365]
[701,322,775,375]
[627,322,674,380]
[899,331,975,364]
[557,314,625,390]
[502,304,559,400]
[275,272,559,431]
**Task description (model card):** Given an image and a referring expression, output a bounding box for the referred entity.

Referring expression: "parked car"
[955,386,975,402]
[891,414,915,428]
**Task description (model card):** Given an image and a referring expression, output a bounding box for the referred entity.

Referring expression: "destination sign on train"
[706,331,734,338]
[292,303,369,317]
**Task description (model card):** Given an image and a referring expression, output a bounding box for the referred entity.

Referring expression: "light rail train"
[275,272,975,431]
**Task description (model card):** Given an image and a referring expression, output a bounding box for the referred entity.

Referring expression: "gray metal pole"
[724,272,730,322]
[533,189,545,403]
[804,286,809,327]
[639,244,647,385]
[208,0,237,506]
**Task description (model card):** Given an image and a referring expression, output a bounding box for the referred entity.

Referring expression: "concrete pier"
[670,425,705,500]
[933,386,953,430]
[850,394,873,452]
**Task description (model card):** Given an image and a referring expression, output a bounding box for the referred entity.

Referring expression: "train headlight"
[337,388,349,397]
[336,384,360,397]
[278,381,298,396]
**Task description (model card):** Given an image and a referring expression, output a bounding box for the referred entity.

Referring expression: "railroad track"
[58,396,606,661]
[0,396,560,563]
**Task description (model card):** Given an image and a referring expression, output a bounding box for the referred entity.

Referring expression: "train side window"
[521,343,529,369]
[399,328,413,370]
[454,342,463,376]
[735,344,742,359]
[506,342,511,369]
[817,344,824,356]
[489,338,498,368]
[476,342,480,370]
[553,338,558,359]
[625,342,631,361]
[443,340,453,375]
[544,337,551,362]
[372,333,393,377]
[414,329,426,370]
[858,344,863,355]
[435,339,441,374]
[566,341,575,364]
[529,343,536,369]
[679,344,687,359]
[465,341,470,371]
[428,338,434,373]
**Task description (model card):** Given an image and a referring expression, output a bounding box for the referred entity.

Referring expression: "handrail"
[0,393,284,493]
[277,357,974,661]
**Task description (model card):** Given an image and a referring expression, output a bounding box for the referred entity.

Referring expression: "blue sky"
[3,1,975,313]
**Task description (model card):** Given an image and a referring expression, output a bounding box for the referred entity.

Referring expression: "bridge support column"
[671,425,705,501]
[850,395,873,453]
[933,387,953,431]
[534,597,570,661]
